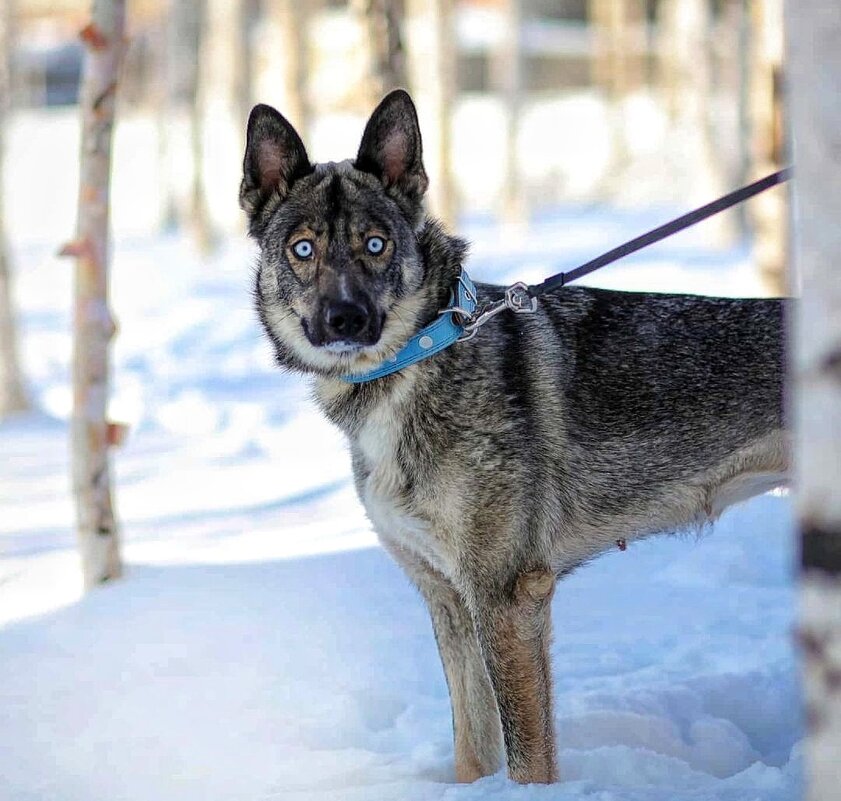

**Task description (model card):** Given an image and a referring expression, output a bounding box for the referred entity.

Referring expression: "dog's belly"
[698,429,790,521]
[707,470,788,518]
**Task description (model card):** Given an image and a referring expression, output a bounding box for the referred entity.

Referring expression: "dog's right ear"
[240,104,312,234]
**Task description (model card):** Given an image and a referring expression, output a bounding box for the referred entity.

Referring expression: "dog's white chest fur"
[353,387,454,575]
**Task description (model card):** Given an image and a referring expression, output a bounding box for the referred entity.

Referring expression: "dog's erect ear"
[355,90,429,207]
[240,104,311,231]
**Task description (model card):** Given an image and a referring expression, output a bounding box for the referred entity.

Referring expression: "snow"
[0,107,801,800]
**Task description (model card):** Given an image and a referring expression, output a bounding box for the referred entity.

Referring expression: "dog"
[240,89,788,784]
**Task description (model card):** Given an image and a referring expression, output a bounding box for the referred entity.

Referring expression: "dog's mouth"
[290,304,427,376]
[300,314,386,355]
[321,341,366,354]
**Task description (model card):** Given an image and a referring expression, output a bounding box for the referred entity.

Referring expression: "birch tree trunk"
[786,4,841,798]
[494,0,525,223]
[257,0,312,142]
[191,0,220,253]
[589,0,647,175]
[405,0,456,228]
[158,0,204,232]
[657,0,733,242]
[68,0,125,588]
[748,0,786,294]
[202,0,252,137]
[0,0,29,418]
[355,0,407,104]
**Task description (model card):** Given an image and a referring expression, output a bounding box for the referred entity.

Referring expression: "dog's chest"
[353,398,455,575]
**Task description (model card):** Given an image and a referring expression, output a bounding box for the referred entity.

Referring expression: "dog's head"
[241,90,444,378]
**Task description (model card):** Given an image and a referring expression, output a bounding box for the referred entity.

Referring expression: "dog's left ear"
[355,90,429,213]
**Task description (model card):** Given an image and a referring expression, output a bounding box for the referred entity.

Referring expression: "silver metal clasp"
[457,281,537,341]
[505,282,538,314]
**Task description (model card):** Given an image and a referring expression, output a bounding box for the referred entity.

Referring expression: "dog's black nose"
[323,300,370,340]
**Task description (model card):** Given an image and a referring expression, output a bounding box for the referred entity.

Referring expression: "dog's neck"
[311,216,468,430]
[413,217,469,330]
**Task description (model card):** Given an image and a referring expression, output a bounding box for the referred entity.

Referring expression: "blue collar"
[341,271,478,384]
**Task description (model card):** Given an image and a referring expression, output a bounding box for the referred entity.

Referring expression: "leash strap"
[528,168,792,298]
[341,168,792,383]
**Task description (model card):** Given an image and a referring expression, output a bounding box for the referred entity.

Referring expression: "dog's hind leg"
[384,545,503,782]
[466,569,557,784]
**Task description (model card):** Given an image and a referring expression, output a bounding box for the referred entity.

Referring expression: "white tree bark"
[256,0,312,142]
[748,0,786,294]
[67,0,126,588]
[494,0,525,223]
[657,0,733,242]
[588,0,647,175]
[0,0,29,418]
[785,3,841,799]
[158,0,204,231]
[405,0,456,228]
[355,0,407,104]
[191,0,223,253]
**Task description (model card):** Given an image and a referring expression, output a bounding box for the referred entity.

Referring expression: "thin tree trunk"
[155,7,177,231]
[721,0,752,236]
[233,0,255,132]
[0,0,29,417]
[258,0,312,141]
[191,0,220,253]
[201,0,252,131]
[0,250,26,417]
[748,0,786,294]
[67,0,125,588]
[707,0,751,239]
[495,0,525,223]
[657,0,733,243]
[189,94,215,252]
[429,0,455,228]
[786,4,841,798]
[159,0,202,231]
[589,0,646,174]
[356,0,407,104]
[405,0,456,228]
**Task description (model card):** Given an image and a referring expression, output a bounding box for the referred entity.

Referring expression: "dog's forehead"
[313,159,355,177]
[296,161,390,230]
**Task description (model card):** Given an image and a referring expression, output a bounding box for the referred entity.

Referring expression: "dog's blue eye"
[366,236,385,255]
[292,240,314,259]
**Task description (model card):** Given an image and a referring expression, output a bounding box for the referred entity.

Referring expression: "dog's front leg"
[384,544,504,782]
[466,569,557,784]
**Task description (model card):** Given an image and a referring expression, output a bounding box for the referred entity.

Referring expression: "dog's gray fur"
[240,90,789,784]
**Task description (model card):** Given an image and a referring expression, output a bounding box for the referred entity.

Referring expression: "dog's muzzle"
[306,297,383,348]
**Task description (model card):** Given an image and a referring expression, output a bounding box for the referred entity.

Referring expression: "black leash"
[458,167,793,337]
[526,167,792,299]
[350,168,794,379]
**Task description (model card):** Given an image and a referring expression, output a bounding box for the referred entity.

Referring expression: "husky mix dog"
[240,90,788,784]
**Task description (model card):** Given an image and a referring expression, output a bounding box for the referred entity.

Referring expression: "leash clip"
[458,281,537,341]
[505,282,538,314]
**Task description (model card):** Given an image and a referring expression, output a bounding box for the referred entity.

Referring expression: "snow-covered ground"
[0,108,800,800]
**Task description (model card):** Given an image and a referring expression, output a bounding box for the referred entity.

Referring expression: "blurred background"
[5,0,786,252]
[0,0,795,605]
[0,4,803,798]
[0,0,791,557]
[0,0,792,546]
[1,0,790,419]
